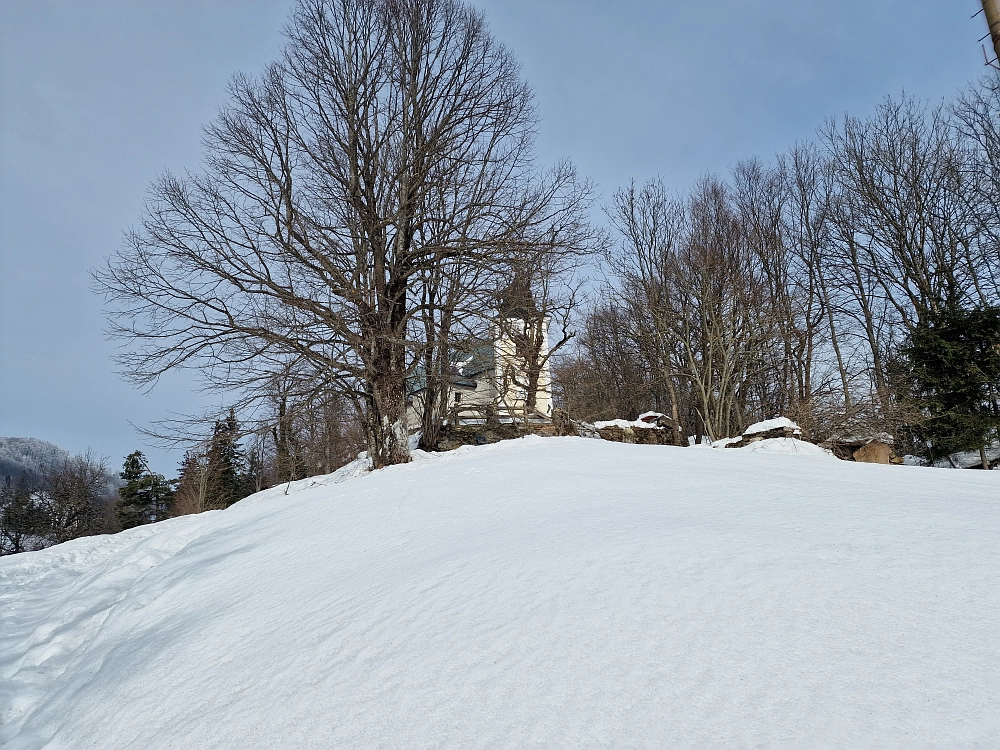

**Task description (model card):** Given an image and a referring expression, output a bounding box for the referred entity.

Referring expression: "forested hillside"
[0,438,68,485]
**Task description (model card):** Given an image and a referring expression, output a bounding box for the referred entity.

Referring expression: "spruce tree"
[902,305,1000,465]
[115,451,175,529]
[204,410,251,509]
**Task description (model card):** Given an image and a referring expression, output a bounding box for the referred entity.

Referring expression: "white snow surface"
[711,436,742,449]
[743,416,801,435]
[593,418,659,430]
[2,436,999,748]
[636,411,666,421]
[739,436,834,457]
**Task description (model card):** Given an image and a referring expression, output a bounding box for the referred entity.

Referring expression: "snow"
[739,436,834,457]
[930,444,1000,470]
[636,410,666,421]
[593,418,659,430]
[0,437,68,484]
[743,416,801,435]
[832,431,895,446]
[712,436,742,449]
[3,436,1000,748]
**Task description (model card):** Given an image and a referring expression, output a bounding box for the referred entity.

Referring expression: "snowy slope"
[2,436,999,748]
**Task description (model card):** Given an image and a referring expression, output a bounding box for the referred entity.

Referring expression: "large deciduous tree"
[97,0,591,468]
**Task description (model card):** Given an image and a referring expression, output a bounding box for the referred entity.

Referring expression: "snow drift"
[2,436,999,748]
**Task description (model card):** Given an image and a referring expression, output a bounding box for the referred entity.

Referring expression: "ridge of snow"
[743,416,801,435]
[739,436,833,457]
[2,435,999,748]
[593,418,660,430]
[712,436,742,449]
[636,411,666,421]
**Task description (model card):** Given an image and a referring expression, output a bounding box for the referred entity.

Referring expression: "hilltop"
[2,437,998,748]
[0,438,69,485]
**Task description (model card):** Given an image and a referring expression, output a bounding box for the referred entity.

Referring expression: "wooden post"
[982,0,1000,64]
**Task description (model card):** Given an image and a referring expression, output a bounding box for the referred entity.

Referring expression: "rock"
[636,411,678,429]
[432,419,570,451]
[597,425,636,444]
[433,424,530,451]
[852,440,903,465]
[591,413,682,446]
[633,427,677,445]
[743,417,802,437]
[596,425,677,446]
[820,442,857,461]
[725,422,803,449]
[551,408,577,437]
[821,435,903,465]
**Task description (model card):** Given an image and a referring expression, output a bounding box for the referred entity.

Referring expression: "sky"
[0,0,990,475]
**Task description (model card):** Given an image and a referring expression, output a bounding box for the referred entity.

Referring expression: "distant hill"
[0,437,70,486]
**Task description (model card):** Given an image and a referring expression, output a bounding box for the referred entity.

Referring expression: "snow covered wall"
[2,437,999,747]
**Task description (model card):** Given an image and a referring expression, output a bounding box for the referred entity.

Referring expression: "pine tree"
[114,451,175,530]
[902,305,1000,465]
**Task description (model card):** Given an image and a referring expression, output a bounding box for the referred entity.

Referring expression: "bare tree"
[604,177,786,441]
[953,74,1000,301]
[730,148,853,434]
[0,477,46,555]
[412,233,497,449]
[603,180,690,438]
[571,90,1000,452]
[554,300,659,424]
[38,452,115,544]
[172,447,211,516]
[97,0,589,469]
[267,385,366,482]
[777,143,856,414]
[821,97,983,413]
[492,235,597,423]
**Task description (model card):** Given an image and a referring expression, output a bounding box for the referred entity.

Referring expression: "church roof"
[407,344,494,395]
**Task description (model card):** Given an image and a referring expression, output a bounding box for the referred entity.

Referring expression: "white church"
[406,319,553,429]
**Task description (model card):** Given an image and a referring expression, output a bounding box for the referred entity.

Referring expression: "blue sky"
[0,0,989,475]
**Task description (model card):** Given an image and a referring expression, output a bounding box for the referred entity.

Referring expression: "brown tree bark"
[983,0,1000,64]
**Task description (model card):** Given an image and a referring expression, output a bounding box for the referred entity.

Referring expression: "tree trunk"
[367,370,411,469]
[819,267,852,410]
[419,304,455,452]
[983,0,1000,64]
[521,327,544,420]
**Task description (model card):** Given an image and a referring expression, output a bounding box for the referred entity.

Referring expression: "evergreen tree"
[204,410,252,510]
[901,305,1000,465]
[114,451,174,530]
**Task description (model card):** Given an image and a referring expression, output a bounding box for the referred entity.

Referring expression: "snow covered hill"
[2,436,998,748]
[0,437,69,485]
